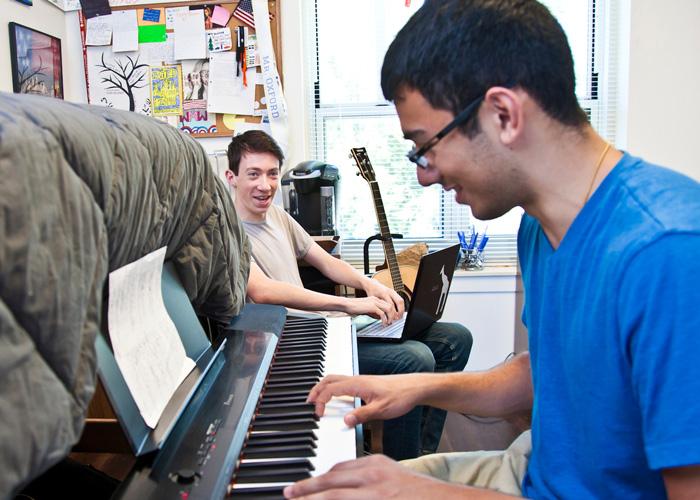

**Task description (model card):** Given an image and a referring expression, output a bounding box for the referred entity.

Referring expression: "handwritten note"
[112,10,139,52]
[85,14,113,46]
[143,7,161,22]
[173,9,206,60]
[207,52,255,115]
[108,247,195,429]
[142,33,175,64]
[165,6,188,30]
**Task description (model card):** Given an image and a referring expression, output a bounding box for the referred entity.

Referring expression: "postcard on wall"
[246,33,259,67]
[181,58,208,101]
[149,64,183,116]
[206,27,232,53]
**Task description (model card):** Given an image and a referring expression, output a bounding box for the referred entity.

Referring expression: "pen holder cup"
[460,248,484,271]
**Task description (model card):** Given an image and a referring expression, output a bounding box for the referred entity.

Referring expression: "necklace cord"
[583,141,611,204]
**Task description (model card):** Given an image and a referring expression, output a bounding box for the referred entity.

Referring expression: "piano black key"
[264,376,320,386]
[246,433,317,449]
[276,340,326,350]
[268,359,323,370]
[237,458,315,473]
[234,468,311,484]
[272,352,324,363]
[254,410,318,421]
[280,330,325,338]
[260,388,313,399]
[257,402,317,414]
[242,443,316,459]
[257,394,311,405]
[229,485,287,500]
[251,417,319,432]
[267,368,322,379]
[263,382,317,394]
[284,318,326,328]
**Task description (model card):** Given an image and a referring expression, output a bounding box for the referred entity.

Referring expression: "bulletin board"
[79,1,281,138]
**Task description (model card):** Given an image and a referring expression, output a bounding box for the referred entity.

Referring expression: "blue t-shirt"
[518,153,700,499]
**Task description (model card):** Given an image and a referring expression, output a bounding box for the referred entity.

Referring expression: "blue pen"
[477,235,489,251]
[469,232,478,250]
[457,231,467,249]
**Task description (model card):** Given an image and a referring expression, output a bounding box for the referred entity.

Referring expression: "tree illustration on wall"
[96,53,149,112]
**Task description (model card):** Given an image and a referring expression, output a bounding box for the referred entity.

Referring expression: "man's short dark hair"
[381,0,589,136]
[227,130,285,175]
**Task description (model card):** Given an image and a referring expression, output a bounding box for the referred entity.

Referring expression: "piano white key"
[311,316,357,476]
[233,316,358,491]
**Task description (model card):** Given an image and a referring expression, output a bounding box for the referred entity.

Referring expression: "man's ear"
[225,169,237,188]
[483,86,523,146]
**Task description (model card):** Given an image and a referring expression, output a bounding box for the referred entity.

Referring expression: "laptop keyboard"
[357,316,406,339]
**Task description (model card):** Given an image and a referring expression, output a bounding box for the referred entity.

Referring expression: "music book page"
[108,247,195,428]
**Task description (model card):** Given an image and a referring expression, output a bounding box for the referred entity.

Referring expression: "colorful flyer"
[149,65,184,116]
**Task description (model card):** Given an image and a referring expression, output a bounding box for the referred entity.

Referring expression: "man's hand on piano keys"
[283,454,501,500]
[307,374,427,427]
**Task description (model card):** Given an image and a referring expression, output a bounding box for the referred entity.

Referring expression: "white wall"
[624,0,700,181]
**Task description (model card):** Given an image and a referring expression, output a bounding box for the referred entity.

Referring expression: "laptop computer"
[354,244,460,343]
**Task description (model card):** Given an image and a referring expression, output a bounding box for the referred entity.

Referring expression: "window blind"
[301,0,619,271]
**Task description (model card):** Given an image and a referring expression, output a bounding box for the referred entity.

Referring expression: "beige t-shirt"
[241,205,345,318]
[242,204,314,290]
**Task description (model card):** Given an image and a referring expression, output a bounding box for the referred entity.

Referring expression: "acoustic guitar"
[350,147,418,309]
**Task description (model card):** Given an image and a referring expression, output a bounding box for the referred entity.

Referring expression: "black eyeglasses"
[406,93,486,169]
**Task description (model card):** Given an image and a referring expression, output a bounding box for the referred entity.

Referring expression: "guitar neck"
[369,181,404,293]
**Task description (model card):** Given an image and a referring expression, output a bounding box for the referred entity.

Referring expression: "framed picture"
[8,22,63,99]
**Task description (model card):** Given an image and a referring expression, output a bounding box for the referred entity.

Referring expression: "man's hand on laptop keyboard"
[362,279,406,319]
[340,296,401,326]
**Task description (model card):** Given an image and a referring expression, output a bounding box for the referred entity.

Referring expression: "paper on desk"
[108,247,195,429]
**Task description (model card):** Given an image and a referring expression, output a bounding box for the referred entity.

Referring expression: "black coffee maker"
[281,161,339,236]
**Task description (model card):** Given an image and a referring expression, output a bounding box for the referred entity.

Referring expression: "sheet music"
[108,247,195,428]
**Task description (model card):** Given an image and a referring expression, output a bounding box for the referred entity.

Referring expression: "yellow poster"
[149,64,183,116]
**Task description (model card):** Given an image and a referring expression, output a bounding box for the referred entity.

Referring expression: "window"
[301,0,620,269]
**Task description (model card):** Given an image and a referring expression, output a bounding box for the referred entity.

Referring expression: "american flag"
[232,0,274,29]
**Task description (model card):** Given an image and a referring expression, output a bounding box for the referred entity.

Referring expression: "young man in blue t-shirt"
[283,0,700,499]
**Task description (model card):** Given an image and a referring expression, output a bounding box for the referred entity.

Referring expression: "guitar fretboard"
[369,180,403,293]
